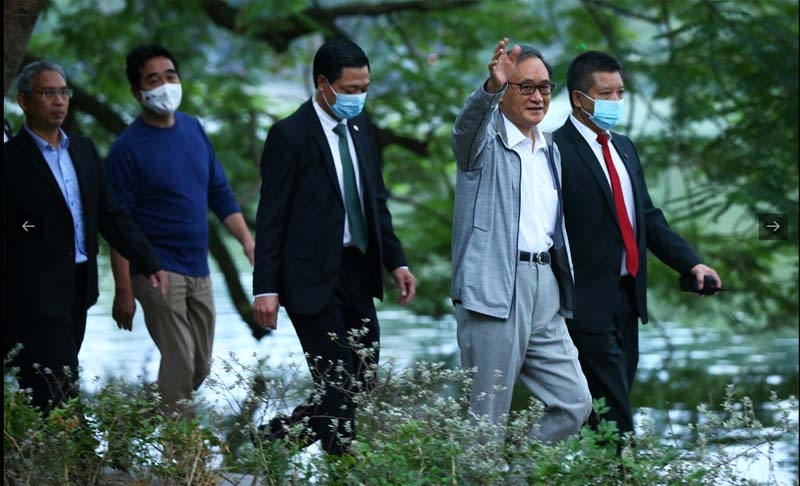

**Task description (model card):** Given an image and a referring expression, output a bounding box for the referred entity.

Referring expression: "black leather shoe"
[251,410,318,449]
[250,413,285,446]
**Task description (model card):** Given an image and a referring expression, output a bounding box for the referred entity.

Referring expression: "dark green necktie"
[333,123,368,253]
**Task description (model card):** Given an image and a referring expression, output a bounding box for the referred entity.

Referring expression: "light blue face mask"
[580,91,624,131]
[325,80,367,120]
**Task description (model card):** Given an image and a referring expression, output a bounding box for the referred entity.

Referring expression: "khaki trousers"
[133,271,215,410]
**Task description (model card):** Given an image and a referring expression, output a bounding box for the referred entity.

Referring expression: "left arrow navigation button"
[14,213,43,240]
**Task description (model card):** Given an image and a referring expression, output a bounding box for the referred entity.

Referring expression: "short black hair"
[512,45,553,80]
[312,38,370,88]
[566,51,623,94]
[125,44,180,88]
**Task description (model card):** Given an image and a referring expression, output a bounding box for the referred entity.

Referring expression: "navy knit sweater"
[105,112,240,277]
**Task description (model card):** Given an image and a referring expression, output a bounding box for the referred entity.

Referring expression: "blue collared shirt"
[25,125,88,263]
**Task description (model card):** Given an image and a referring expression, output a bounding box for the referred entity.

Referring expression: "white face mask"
[140,83,182,116]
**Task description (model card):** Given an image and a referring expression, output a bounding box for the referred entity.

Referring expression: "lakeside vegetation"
[5,354,798,485]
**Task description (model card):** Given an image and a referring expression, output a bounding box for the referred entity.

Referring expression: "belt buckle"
[534,252,546,264]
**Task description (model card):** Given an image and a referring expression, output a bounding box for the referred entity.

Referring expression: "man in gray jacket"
[451,38,591,443]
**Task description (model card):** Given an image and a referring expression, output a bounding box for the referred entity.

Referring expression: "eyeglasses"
[37,88,74,100]
[508,81,555,96]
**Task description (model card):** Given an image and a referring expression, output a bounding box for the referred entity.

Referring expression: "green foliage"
[5,355,798,485]
[5,0,797,326]
[4,371,219,485]
[626,0,799,329]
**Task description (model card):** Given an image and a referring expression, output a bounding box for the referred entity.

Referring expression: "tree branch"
[3,0,49,96]
[372,122,429,157]
[584,0,661,24]
[71,85,129,135]
[201,0,477,52]
[209,221,269,341]
[200,0,339,51]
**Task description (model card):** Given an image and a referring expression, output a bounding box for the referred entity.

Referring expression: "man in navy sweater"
[106,45,254,416]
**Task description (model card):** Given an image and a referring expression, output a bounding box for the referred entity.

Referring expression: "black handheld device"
[678,274,732,295]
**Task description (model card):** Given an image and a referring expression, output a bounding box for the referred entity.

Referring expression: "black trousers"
[568,277,639,435]
[287,247,380,455]
[5,263,88,415]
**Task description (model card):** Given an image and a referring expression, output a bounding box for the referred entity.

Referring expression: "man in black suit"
[252,39,416,455]
[2,60,168,414]
[553,51,721,436]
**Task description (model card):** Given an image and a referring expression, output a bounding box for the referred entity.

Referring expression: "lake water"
[77,266,798,484]
[80,269,458,391]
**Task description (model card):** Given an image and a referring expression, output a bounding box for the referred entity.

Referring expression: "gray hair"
[16,60,67,96]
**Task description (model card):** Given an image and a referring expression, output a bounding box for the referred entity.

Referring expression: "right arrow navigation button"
[758,213,788,240]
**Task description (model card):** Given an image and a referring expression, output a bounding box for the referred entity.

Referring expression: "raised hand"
[486,37,521,93]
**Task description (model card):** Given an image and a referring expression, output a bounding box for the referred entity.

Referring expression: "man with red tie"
[553,51,721,436]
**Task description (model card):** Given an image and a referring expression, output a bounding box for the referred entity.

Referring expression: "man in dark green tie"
[332,122,368,253]
[252,38,416,456]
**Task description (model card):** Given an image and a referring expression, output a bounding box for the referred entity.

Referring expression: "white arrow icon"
[22,221,36,232]
[766,221,781,232]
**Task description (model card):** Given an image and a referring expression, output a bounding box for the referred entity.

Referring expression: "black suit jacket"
[2,129,161,325]
[554,118,700,332]
[253,100,407,315]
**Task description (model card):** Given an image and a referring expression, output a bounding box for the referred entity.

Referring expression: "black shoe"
[250,413,283,446]
[251,411,318,449]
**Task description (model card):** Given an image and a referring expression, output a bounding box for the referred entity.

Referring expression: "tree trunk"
[4,0,49,96]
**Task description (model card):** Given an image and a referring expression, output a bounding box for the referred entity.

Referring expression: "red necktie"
[597,133,638,277]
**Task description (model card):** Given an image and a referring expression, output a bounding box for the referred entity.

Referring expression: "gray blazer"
[451,83,575,320]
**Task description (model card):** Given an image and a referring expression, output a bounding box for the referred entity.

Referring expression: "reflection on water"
[79,268,798,484]
[631,323,799,484]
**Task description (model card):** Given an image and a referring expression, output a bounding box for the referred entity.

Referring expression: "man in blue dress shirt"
[2,60,168,414]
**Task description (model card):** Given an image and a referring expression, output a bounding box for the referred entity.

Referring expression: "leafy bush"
[4,354,797,485]
[4,371,218,485]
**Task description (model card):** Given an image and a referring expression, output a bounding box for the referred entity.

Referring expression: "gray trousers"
[133,272,215,412]
[457,260,591,443]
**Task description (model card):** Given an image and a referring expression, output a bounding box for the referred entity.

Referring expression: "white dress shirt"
[502,114,558,254]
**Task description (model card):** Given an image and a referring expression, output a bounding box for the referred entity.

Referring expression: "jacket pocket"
[471,172,494,231]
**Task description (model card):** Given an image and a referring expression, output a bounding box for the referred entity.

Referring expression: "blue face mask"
[325,82,367,120]
[580,92,624,131]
